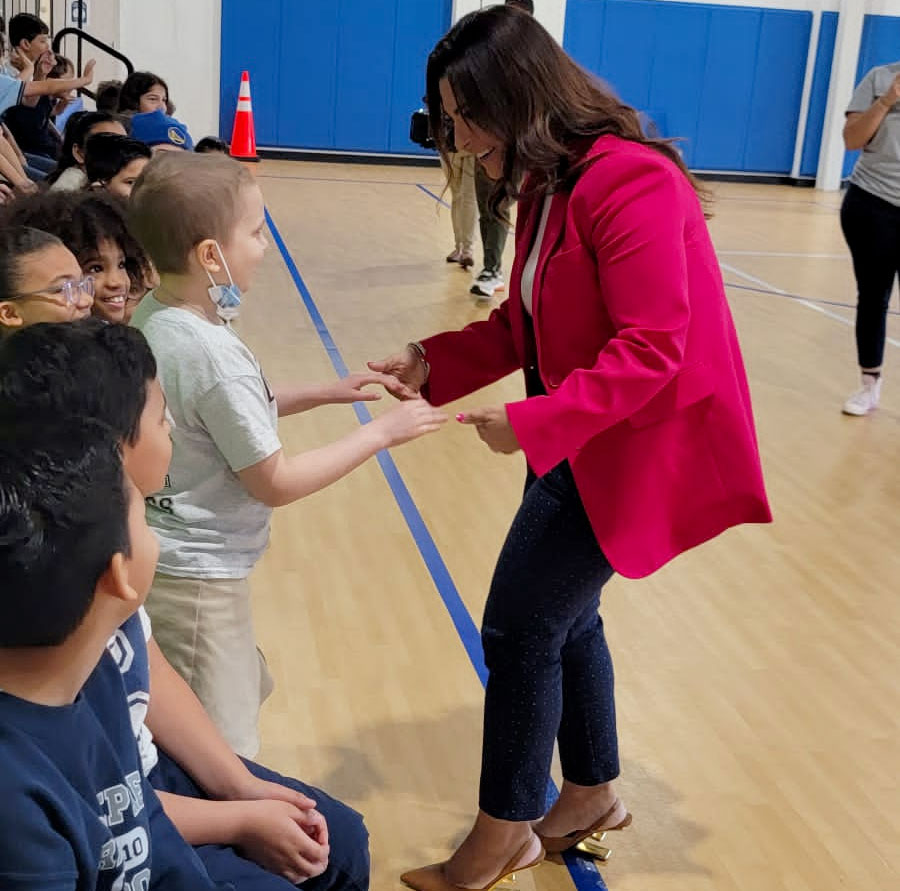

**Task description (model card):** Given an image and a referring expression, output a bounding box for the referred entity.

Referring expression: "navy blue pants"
[23,152,55,181]
[150,750,369,891]
[478,461,619,820]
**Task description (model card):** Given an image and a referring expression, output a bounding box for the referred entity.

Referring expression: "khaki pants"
[146,573,274,759]
[441,151,477,252]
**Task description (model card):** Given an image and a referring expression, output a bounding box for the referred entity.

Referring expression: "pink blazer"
[422,135,771,578]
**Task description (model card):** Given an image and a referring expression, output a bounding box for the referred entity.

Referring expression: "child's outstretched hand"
[330,371,418,403]
[78,59,96,86]
[371,396,447,448]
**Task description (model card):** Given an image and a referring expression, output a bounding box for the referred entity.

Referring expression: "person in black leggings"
[840,61,900,416]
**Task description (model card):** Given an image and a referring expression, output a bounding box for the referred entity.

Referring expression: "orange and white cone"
[229,71,259,162]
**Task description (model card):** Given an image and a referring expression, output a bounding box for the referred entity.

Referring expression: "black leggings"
[840,184,900,369]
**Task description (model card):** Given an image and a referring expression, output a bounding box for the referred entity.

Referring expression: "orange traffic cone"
[230,71,259,162]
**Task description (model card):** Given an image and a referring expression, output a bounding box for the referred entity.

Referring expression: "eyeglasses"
[15,276,95,307]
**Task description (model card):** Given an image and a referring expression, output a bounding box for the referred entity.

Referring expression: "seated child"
[0,319,371,891]
[195,136,229,155]
[47,110,127,191]
[118,71,174,116]
[130,109,194,152]
[3,47,64,161]
[85,131,152,199]
[1,189,154,324]
[0,53,93,116]
[0,225,93,329]
[50,54,86,132]
[129,151,446,756]
[3,13,96,164]
[0,413,222,890]
[96,79,123,113]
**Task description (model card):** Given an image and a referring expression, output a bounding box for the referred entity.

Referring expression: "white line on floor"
[718,250,848,260]
[719,260,900,350]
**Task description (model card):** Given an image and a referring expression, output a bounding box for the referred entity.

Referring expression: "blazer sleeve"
[420,298,521,406]
[506,153,694,476]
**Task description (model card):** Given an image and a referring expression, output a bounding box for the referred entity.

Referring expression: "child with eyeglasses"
[0,226,94,330]
[1,188,154,324]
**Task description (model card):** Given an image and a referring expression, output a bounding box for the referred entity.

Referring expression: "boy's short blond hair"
[128,152,254,275]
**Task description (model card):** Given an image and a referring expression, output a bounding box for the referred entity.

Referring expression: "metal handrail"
[52,27,133,102]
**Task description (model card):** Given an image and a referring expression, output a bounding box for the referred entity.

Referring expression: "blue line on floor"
[265,207,609,891]
[416,183,451,208]
[265,208,487,683]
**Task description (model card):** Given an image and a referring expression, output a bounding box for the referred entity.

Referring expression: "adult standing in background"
[468,0,535,302]
[840,61,900,416]
[443,149,477,270]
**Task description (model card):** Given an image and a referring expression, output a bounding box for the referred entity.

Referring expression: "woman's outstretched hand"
[457,406,521,454]
[368,345,428,398]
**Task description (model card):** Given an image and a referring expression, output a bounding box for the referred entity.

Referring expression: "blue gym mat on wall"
[220,0,452,154]
[564,0,813,174]
[565,1,900,177]
[221,0,900,174]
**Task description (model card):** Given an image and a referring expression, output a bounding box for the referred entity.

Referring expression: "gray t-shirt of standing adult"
[847,62,900,207]
[132,294,281,579]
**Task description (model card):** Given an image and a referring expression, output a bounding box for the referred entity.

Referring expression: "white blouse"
[520,193,554,317]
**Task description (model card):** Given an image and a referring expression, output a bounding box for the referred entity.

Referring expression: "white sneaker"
[470,269,505,301]
[842,375,882,416]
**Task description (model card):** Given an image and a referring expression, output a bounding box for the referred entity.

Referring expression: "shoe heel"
[575,833,612,861]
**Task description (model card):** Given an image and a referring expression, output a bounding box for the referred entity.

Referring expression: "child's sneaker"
[470,269,505,301]
[446,246,463,263]
[842,374,882,416]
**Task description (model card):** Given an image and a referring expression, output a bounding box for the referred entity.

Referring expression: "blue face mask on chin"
[206,242,242,322]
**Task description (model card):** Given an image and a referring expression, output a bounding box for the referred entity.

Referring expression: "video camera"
[409,108,436,150]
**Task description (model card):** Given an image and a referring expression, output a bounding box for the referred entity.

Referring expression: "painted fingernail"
[456,413,465,422]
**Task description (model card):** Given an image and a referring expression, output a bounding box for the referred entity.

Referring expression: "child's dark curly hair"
[0,190,154,294]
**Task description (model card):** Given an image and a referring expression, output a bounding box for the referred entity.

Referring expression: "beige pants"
[146,573,274,759]
[441,151,477,252]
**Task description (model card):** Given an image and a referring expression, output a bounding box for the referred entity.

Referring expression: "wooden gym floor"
[232,161,899,891]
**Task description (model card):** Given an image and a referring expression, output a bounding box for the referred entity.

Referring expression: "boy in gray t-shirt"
[129,152,446,758]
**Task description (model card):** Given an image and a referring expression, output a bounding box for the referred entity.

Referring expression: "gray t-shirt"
[847,62,900,206]
[132,295,281,578]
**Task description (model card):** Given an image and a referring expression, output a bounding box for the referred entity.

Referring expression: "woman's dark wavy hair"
[426,6,708,216]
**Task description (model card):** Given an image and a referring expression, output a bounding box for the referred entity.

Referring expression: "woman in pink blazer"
[371,8,771,891]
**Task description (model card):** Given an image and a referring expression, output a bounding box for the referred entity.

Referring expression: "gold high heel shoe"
[536,799,632,861]
[400,838,545,891]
